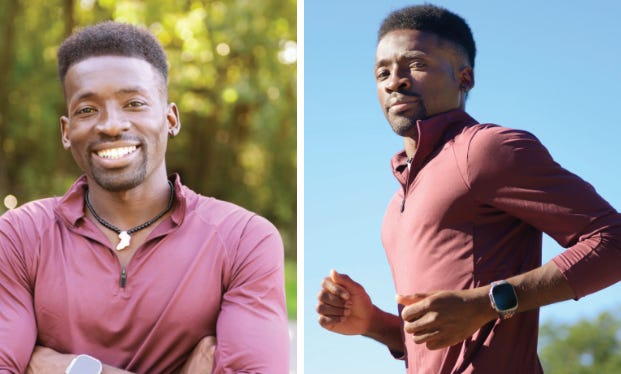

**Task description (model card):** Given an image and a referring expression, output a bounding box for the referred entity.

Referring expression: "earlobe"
[60,116,71,150]
[459,66,475,92]
[167,103,181,138]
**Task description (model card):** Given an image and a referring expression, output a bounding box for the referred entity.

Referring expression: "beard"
[386,99,428,137]
[90,159,148,192]
[92,164,147,192]
[87,142,149,192]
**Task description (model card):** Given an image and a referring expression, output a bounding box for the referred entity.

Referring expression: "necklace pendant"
[116,231,131,251]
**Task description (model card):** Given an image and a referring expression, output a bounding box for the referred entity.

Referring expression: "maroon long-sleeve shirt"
[382,110,621,373]
[0,175,289,374]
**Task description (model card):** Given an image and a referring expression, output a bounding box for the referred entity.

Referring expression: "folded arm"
[214,216,289,373]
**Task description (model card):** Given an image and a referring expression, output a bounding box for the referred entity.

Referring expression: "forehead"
[64,56,163,98]
[375,29,446,64]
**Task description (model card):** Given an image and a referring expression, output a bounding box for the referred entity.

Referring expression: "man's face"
[60,56,179,192]
[375,29,471,137]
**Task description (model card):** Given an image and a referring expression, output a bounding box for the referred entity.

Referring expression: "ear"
[166,103,181,137]
[458,66,475,92]
[60,116,71,150]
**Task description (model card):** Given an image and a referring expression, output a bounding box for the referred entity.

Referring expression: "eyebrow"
[375,50,428,68]
[73,86,149,102]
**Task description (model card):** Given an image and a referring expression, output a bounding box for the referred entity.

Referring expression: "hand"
[316,270,375,336]
[178,336,217,374]
[398,289,494,350]
[26,346,73,374]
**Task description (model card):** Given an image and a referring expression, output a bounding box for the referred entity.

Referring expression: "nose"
[384,67,411,93]
[95,105,130,136]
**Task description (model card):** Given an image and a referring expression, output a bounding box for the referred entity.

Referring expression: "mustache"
[386,91,422,106]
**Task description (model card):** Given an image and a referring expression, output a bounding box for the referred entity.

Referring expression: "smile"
[96,146,138,159]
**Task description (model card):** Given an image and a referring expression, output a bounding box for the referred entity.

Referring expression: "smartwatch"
[65,354,103,374]
[489,280,518,320]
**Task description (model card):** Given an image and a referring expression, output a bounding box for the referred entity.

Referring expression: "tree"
[539,309,621,373]
[0,0,296,315]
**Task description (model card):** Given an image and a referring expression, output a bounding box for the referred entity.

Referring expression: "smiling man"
[0,22,288,374]
[316,4,621,373]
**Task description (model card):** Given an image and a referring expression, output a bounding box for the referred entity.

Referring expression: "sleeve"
[213,215,289,374]
[0,211,38,373]
[466,126,621,298]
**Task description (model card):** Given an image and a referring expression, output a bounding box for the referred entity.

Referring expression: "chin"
[91,169,147,192]
[389,119,418,137]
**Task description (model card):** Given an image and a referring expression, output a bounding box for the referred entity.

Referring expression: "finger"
[404,315,437,334]
[320,276,351,301]
[198,336,216,374]
[199,336,217,352]
[316,302,351,318]
[403,306,443,333]
[396,293,427,306]
[318,314,345,330]
[317,288,353,308]
[401,304,426,322]
[331,269,369,296]
[411,329,440,345]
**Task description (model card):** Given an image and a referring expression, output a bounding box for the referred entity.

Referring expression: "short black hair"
[378,4,476,68]
[57,21,168,86]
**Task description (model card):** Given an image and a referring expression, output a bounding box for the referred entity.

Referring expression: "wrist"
[473,285,499,322]
[363,305,404,352]
[363,304,387,337]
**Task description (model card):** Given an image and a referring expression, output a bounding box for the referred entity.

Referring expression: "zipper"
[120,267,127,288]
[400,157,413,213]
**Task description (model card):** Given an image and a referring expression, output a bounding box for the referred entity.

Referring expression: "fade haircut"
[57,21,168,87]
[378,4,476,68]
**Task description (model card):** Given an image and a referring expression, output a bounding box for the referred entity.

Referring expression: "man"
[316,4,621,373]
[0,22,288,373]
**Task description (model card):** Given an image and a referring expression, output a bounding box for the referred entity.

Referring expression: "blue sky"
[303,0,621,372]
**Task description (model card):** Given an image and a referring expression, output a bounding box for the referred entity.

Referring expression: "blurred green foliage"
[0,0,296,315]
[539,308,621,373]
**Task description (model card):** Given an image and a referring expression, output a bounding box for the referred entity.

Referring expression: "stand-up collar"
[54,174,187,229]
[390,109,478,179]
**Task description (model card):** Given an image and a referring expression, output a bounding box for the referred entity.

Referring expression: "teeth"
[97,146,137,159]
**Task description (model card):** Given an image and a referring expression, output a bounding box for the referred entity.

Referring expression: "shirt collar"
[54,174,188,229]
[390,109,478,174]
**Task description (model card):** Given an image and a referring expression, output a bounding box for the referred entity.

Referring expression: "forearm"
[508,261,575,313]
[397,261,577,351]
[362,305,405,354]
[28,346,134,374]
[475,261,576,321]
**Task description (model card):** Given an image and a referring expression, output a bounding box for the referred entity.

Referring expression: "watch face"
[492,282,518,310]
[68,355,102,374]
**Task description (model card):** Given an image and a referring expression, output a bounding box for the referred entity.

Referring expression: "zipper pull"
[120,267,127,288]
[401,157,413,213]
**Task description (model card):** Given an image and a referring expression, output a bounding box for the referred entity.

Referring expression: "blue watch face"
[68,355,102,374]
[492,282,518,310]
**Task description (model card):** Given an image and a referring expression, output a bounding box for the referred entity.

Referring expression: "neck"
[85,177,174,230]
[403,136,418,159]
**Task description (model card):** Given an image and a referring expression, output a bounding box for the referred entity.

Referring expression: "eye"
[410,60,426,69]
[376,68,390,81]
[126,101,146,108]
[75,106,97,115]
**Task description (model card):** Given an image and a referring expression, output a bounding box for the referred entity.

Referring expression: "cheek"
[426,76,460,103]
[376,86,388,108]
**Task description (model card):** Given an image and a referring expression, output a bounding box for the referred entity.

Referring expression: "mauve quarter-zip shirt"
[0,174,289,374]
[382,110,621,374]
